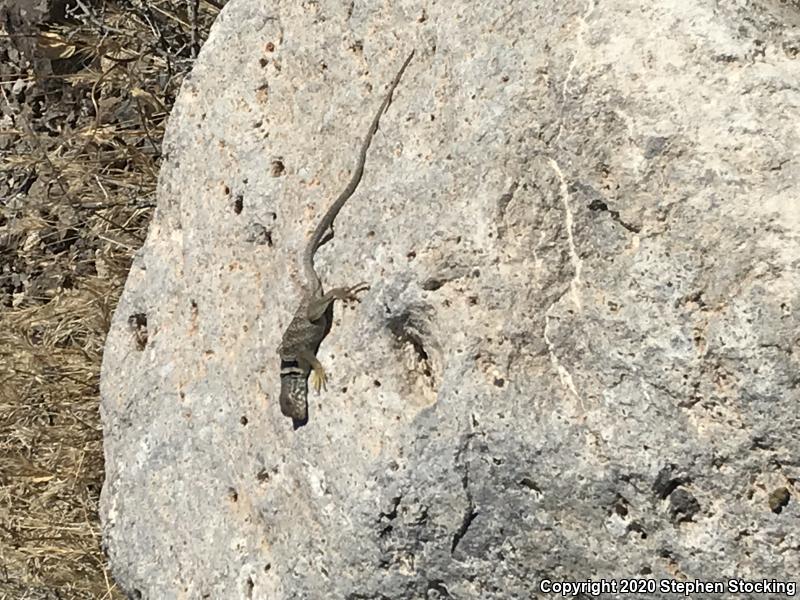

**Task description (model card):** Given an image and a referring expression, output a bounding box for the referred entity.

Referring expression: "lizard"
[277,50,415,425]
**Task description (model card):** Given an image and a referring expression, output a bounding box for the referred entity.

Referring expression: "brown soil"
[0,0,223,596]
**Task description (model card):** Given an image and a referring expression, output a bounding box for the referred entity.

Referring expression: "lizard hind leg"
[307,282,370,321]
[300,350,328,393]
[310,365,327,393]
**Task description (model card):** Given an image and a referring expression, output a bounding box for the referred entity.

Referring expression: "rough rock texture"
[100,0,800,597]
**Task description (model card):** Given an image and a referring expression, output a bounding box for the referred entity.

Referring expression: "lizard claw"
[310,366,327,393]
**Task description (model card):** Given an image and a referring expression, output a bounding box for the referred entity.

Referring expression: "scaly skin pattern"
[277,51,414,424]
[278,296,323,422]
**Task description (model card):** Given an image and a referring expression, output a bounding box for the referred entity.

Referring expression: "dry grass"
[0,1,223,597]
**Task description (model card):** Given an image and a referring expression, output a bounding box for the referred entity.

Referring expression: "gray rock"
[100,0,800,597]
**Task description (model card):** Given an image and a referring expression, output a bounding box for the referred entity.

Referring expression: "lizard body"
[278,50,414,424]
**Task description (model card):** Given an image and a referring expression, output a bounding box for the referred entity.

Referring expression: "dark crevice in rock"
[379,495,401,520]
[628,522,648,539]
[387,307,436,383]
[587,198,641,233]
[450,506,478,554]
[420,277,447,291]
[768,487,790,514]
[377,494,401,538]
[426,579,452,598]
[652,464,689,499]
[668,488,700,523]
[451,434,477,554]
[127,312,148,351]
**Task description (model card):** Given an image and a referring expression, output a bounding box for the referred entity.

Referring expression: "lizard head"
[279,361,308,423]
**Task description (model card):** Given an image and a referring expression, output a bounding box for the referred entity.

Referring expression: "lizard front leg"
[306,282,369,321]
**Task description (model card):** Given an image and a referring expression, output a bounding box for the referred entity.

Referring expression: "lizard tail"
[303,49,415,290]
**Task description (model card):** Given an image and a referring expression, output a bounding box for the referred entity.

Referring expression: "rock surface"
[100,0,800,597]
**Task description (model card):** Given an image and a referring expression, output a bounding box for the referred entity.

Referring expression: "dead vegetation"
[0,0,223,596]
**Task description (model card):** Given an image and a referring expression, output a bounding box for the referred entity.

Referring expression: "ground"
[0,0,222,596]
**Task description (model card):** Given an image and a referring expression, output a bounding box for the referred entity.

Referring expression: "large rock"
[100,0,800,597]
